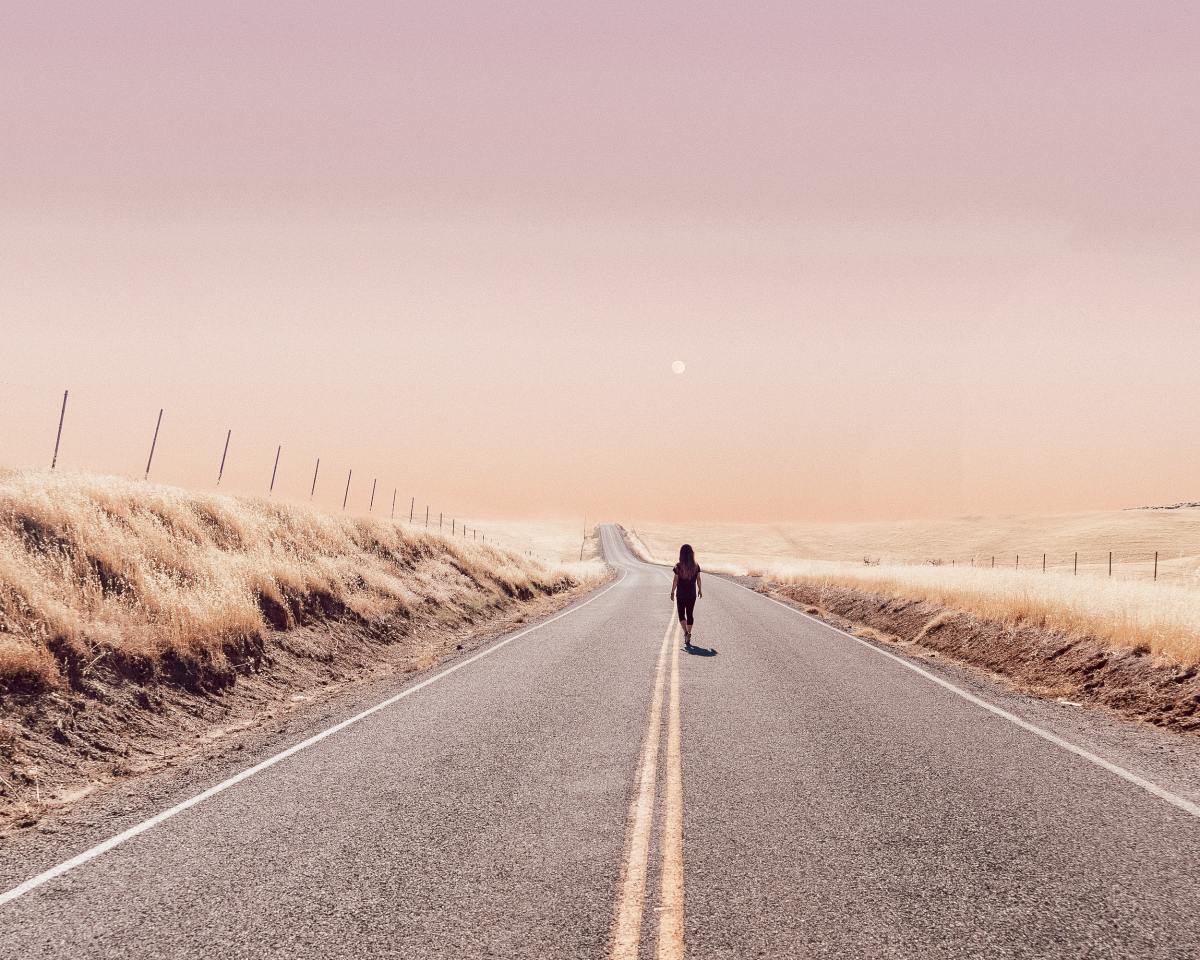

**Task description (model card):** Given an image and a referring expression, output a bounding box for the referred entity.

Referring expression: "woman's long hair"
[678,543,697,575]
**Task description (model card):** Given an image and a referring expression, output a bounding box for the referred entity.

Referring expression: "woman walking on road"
[671,544,702,646]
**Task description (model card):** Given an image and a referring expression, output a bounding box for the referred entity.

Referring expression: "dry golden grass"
[762,560,1200,665]
[631,513,1200,665]
[0,469,604,694]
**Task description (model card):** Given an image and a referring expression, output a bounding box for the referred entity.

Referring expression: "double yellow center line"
[610,613,686,960]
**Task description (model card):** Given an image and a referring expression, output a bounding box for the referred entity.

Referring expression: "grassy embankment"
[0,469,606,820]
[0,470,603,694]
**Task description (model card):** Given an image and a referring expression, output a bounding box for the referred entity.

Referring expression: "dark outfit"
[673,563,700,625]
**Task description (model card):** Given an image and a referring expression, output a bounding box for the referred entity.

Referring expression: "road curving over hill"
[2,525,1199,958]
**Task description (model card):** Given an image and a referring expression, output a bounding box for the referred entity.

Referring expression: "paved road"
[2,525,1199,958]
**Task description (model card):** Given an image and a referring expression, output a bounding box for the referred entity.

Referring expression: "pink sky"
[2,2,1198,522]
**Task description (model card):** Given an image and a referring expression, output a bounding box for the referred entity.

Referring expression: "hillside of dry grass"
[755,560,1200,666]
[0,470,607,825]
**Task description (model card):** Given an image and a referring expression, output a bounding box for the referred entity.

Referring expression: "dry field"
[0,469,604,696]
[631,511,1200,666]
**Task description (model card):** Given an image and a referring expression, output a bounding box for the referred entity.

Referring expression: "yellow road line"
[657,624,685,959]
[610,614,676,960]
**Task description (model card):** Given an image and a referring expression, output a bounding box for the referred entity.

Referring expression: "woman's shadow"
[684,642,718,657]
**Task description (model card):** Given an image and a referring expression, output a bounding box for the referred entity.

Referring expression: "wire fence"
[855,549,1200,587]
[14,387,571,564]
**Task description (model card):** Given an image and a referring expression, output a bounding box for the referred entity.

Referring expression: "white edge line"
[725,578,1200,820]
[0,566,629,908]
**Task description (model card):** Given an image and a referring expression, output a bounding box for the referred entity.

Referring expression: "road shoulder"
[716,572,1200,816]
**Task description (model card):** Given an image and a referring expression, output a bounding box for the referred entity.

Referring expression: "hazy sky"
[2,2,1198,522]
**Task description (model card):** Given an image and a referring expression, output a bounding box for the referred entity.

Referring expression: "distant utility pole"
[342,469,352,510]
[425,505,429,527]
[391,489,397,520]
[311,457,320,498]
[369,478,377,512]
[144,409,163,480]
[409,497,415,522]
[439,512,443,530]
[269,445,281,493]
[217,429,231,485]
[51,390,68,470]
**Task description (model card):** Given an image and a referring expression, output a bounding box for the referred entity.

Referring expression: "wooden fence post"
[269,444,281,493]
[369,478,377,512]
[51,390,68,470]
[144,409,163,480]
[425,505,429,527]
[1154,551,1158,581]
[391,489,396,520]
[311,458,320,498]
[217,429,231,485]
[409,497,415,522]
[1042,553,1046,573]
[342,469,352,510]
[1074,552,1078,575]
[1109,551,1112,577]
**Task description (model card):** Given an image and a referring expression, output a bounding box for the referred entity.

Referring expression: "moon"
[671,360,686,375]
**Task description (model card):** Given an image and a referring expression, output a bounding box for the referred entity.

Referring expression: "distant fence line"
[860,549,1191,584]
[30,387,561,563]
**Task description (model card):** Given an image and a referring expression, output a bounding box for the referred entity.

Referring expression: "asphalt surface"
[2,525,1199,958]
